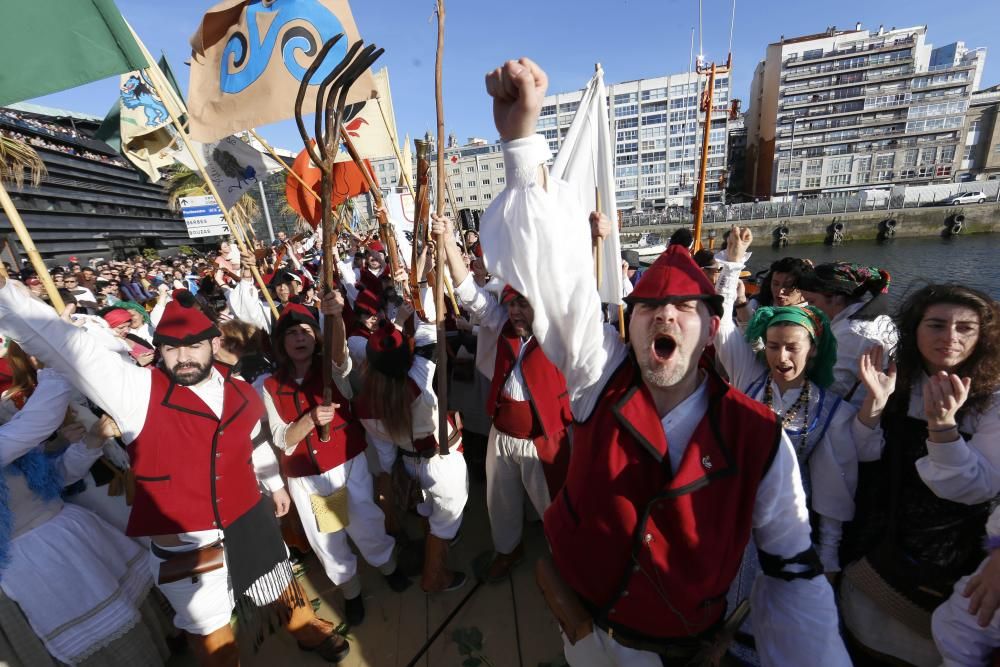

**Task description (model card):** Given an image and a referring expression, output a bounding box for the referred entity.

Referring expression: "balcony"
[781,90,865,111]
[783,52,913,82]
[783,35,916,66]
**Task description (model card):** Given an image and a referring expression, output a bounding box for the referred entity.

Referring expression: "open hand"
[923,370,971,429]
[485,58,548,142]
[964,550,1000,627]
[859,346,897,410]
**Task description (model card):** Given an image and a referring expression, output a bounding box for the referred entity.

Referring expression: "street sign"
[179,195,228,239]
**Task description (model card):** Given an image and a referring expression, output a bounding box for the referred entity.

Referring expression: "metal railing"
[619,186,1000,230]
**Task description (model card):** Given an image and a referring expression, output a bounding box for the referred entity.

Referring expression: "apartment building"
[541,70,732,211]
[745,24,986,199]
[958,84,1000,181]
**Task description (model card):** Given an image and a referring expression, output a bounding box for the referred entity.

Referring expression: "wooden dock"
[169,463,564,667]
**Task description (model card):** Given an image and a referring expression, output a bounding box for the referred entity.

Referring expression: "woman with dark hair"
[842,284,1000,666]
[797,262,898,406]
[354,323,469,593]
[754,257,810,309]
[258,295,409,627]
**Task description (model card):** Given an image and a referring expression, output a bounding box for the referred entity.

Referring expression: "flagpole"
[375,98,415,199]
[433,0,449,456]
[258,180,276,243]
[248,128,321,201]
[126,30,279,318]
[0,182,64,311]
[443,174,470,256]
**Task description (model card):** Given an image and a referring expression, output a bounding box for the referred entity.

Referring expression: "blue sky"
[28,0,1000,154]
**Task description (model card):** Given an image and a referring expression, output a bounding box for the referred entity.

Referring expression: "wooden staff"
[0,182,64,311]
[434,0,450,455]
[443,176,470,256]
[126,28,279,318]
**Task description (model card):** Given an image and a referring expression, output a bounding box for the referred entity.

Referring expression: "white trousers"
[562,629,662,667]
[486,426,552,554]
[371,439,469,540]
[286,453,396,599]
[933,558,1000,667]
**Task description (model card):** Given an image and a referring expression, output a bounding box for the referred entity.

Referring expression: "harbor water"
[644,234,1000,307]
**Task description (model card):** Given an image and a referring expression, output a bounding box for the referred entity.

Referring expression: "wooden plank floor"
[168,452,564,667]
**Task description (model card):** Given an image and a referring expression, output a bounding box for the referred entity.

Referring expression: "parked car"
[941,191,987,205]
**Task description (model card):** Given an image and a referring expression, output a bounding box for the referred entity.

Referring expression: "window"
[496,176,505,184]
[617,117,639,129]
[466,166,474,173]
[470,195,478,201]
[804,176,821,188]
[918,147,937,165]
[454,181,462,189]
[480,164,489,171]
[641,87,667,101]
[455,196,463,203]
[496,162,504,169]
[617,129,638,142]
[902,149,918,167]
[452,168,460,175]
[540,105,556,116]
[615,104,638,116]
[614,92,637,104]
[940,146,956,163]
[642,101,668,113]
[378,164,385,172]
[467,180,475,187]
[874,153,895,170]
[825,173,851,186]
[482,179,490,185]
[642,113,667,125]
[616,142,638,154]
[483,193,492,200]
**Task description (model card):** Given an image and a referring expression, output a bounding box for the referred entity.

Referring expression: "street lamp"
[780,114,803,203]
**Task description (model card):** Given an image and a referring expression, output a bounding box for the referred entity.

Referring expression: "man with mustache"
[479,57,849,666]
[0,284,351,665]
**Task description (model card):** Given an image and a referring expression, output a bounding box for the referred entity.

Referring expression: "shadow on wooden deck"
[169,449,564,667]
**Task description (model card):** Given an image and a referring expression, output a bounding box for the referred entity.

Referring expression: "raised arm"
[0,368,72,465]
[479,59,625,417]
[0,280,150,442]
[714,226,763,390]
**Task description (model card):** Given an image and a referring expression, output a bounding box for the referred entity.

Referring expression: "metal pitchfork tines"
[292,36,383,442]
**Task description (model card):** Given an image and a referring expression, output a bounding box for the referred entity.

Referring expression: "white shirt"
[453,275,527,399]
[829,299,897,407]
[477,133,851,666]
[0,283,284,542]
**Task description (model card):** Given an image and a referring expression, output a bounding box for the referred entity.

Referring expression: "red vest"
[262,365,367,478]
[359,269,383,296]
[543,359,781,640]
[126,365,265,537]
[487,324,572,495]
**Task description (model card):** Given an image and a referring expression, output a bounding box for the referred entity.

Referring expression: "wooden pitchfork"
[293,36,383,441]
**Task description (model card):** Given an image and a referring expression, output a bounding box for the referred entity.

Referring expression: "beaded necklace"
[764,379,811,456]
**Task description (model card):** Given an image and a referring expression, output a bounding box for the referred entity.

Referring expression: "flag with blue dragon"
[186,0,377,142]
[111,68,186,182]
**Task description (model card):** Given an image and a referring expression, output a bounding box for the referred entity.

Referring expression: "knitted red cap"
[153,290,221,346]
[368,240,385,254]
[365,323,412,378]
[102,308,132,329]
[500,285,521,305]
[625,245,723,316]
[353,288,382,317]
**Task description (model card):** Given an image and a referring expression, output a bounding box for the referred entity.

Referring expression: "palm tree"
[0,134,45,188]
[162,164,260,237]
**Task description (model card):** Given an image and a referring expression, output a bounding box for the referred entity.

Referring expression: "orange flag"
[286,142,373,228]
[187,0,377,142]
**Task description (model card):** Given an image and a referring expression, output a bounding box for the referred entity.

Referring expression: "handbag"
[309,485,350,533]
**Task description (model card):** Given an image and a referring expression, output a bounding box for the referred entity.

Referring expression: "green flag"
[0,0,146,106]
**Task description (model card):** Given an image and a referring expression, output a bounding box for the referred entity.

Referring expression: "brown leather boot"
[284,582,351,663]
[484,542,525,583]
[421,533,467,593]
[186,625,240,667]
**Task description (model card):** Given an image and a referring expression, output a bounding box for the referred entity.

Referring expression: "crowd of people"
[0,57,998,667]
[0,110,129,168]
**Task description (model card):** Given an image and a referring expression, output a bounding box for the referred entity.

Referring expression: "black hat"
[621,250,641,270]
[366,323,413,378]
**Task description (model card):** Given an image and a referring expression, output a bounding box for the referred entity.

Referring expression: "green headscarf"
[745,305,837,389]
[117,300,151,325]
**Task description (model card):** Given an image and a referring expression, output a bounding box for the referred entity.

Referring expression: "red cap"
[102,308,132,329]
[353,288,381,317]
[153,290,221,346]
[368,240,385,254]
[625,245,723,316]
[366,323,412,378]
[500,285,521,305]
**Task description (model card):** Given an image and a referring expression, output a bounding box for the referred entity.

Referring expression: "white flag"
[383,189,415,270]
[550,66,623,305]
[176,135,283,210]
